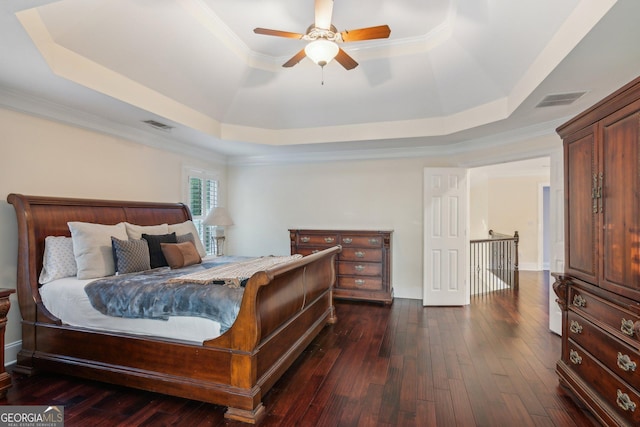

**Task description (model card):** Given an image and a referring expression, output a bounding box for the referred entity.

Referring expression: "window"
[185,169,219,255]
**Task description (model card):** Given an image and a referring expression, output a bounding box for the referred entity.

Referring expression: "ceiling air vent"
[536,91,587,108]
[143,119,174,132]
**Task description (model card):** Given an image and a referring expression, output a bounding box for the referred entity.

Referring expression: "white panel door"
[549,148,565,335]
[423,168,469,306]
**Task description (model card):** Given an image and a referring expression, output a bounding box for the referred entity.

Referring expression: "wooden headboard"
[7,194,192,324]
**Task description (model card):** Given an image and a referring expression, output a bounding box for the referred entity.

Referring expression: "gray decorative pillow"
[177,232,196,245]
[111,237,150,274]
[39,236,77,284]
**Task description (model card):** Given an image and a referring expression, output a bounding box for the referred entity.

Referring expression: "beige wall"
[469,172,490,240]
[0,108,225,364]
[227,159,431,300]
[469,169,550,269]
[487,176,549,270]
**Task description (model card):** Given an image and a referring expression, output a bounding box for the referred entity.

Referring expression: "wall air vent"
[143,119,174,132]
[536,91,587,108]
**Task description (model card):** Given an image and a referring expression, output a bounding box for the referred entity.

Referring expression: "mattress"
[40,275,221,343]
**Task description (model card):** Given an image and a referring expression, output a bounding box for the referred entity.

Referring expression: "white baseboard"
[4,340,21,367]
[518,262,539,271]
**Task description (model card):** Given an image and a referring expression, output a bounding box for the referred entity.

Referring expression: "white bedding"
[40,275,221,343]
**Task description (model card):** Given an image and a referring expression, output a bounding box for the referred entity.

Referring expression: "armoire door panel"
[600,106,640,300]
[565,130,598,283]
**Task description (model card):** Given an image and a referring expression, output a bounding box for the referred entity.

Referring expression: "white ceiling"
[1,0,639,164]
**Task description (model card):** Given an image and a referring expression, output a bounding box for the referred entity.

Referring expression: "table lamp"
[203,207,234,256]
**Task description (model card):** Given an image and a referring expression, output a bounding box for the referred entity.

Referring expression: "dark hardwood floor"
[2,271,598,426]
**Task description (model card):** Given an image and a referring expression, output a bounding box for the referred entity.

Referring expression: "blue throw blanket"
[84,257,250,334]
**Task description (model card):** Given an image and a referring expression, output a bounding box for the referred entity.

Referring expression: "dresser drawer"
[567,341,640,424]
[338,261,382,277]
[569,287,640,347]
[296,233,339,247]
[337,276,383,291]
[568,311,640,386]
[293,247,324,256]
[340,235,383,248]
[340,248,382,262]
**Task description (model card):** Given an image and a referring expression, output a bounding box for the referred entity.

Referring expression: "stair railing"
[470,230,519,296]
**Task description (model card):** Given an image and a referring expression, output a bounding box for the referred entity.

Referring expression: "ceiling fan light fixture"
[304,39,339,67]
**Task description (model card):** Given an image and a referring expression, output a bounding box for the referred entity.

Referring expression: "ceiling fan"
[253,0,391,70]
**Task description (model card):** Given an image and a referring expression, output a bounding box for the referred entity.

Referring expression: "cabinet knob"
[301,236,310,243]
[355,251,365,258]
[617,352,637,372]
[355,279,365,286]
[569,349,582,365]
[343,238,353,244]
[621,318,635,337]
[569,320,583,334]
[616,389,637,413]
[572,294,586,308]
[324,237,335,243]
[355,265,365,272]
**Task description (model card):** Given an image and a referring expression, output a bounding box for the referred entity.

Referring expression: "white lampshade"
[203,207,234,227]
[304,39,339,67]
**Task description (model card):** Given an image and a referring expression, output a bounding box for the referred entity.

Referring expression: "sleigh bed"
[7,193,340,423]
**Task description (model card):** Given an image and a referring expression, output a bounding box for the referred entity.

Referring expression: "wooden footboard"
[7,193,340,424]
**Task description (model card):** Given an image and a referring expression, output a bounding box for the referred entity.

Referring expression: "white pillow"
[124,222,169,240]
[39,236,77,284]
[168,220,206,258]
[68,221,128,279]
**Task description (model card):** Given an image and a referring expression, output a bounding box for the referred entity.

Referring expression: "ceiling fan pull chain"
[321,66,325,85]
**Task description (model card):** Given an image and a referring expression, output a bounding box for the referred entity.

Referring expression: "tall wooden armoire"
[553,76,640,426]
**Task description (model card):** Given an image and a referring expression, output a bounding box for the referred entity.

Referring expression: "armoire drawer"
[568,311,640,386]
[569,287,640,347]
[567,341,640,425]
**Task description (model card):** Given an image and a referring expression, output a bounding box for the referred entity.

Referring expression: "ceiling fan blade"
[253,28,305,39]
[334,48,358,70]
[315,0,334,30]
[341,25,391,42]
[283,49,307,67]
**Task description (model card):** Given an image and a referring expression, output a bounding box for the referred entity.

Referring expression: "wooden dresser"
[553,75,640,426]
[290,229,393,304]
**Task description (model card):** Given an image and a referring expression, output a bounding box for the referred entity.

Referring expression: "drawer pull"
[569,320,583,334]
[355,251,365,258]
[369,238,380,245]
[616,389,637,412]
[301,236,311,243]
[621,318,635,336]
[355,279,365,286]
[343,238,353,244]
[324,237,335,243]
[617,352,637,372]
[569,349,582,365]
[573,294,586,308]
[355,265,366,272]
